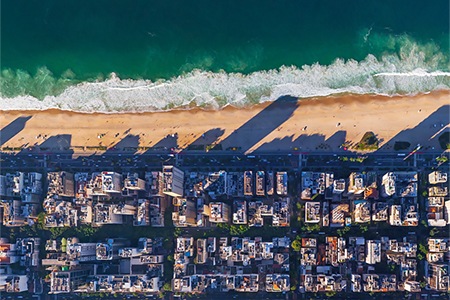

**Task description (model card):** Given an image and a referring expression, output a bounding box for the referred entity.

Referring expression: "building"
[134,199,150,226]
[50,268,91,294]
[173,236,289,294]
[15,238,40,267]
[233,200,247,225]
[96,239,127,260]
[353,200,370,223]
[101,172,123,194]
[226,172,244,197]
[85,172,123,197]
[209,202,230,223]
[42,238,97,266]
[301,172,333,200]
[303,274,346,292]
[244,171,253,196]
[123,173,146,196]
[426,263,449,292]
[365,240,381,265]
[330,204,350,227]
[203,171,227,197]
[47,171,75,198]
[362,274,396,292]
[1,199,39,227]
[404,280,421,292]
[256,171,265,196]
[0,242,18,265]
[333,179,346,194]
[162,166,184,197]
[273,198,290,227]
[248,201,264,227]
[351,274,361,292]
[266,171,274,196]
[172,198,197,227]
[427,197,447,227]
[93,204,123,226]
[305,202,321,223]
[67,239,97,263]
[265,274,290,292]
[429,186,448,197]
[372,202,388,222]
[145,171,163,196]
[395,172,418,198]
[276,172,288,196]
[348,172,365,195]
[0,172,43,202]
[381,172,396,197]
[401,198,419,226]
[0,273,28,293]
[300,238,317,266]
[0,172,42,227]
[429,171,448,185]
[389,205,402,226]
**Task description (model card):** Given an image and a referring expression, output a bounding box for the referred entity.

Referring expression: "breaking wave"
[1,34,449,112]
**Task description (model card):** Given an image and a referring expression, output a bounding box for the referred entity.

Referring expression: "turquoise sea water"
[1,0,449,111]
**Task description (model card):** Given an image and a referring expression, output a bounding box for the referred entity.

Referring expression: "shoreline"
[0,90,448,115]
[1,91,449,155]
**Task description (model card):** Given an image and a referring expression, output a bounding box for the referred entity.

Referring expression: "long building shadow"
[15,134,74,158]
[147,134,178,152]
[326,130,347,149]
[220,96,300,153]
[254,130,347,153]
[104,134,140,155]
[183,128,225,151]
[255,133,326,152]
[0,116,32,146]
[377,104,450,152]
[38,134,73,152]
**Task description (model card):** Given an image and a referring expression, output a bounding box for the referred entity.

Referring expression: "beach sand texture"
[1,92,449,156]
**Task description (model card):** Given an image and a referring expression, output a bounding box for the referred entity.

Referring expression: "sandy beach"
[1,92,449,156]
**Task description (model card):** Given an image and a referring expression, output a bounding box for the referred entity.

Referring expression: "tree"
[229,225,249,236]
[429,228,439,237]
[173,227,182,237]
[337,226,350,237]
[37,212,46,230]
[325,291,337,297]
[419,243,428,256]
[436,156,448,163]
[163,282,172,292]
[359,224,369,233]
[50,226,68,239]
[75,225,98,238]
[291,239,301,252]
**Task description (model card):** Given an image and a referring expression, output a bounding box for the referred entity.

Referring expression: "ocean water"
[1,0,449,112]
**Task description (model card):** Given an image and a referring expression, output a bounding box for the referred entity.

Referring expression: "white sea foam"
[1,52,449,113]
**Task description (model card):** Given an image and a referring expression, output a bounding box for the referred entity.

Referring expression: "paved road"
[0,150,447,172]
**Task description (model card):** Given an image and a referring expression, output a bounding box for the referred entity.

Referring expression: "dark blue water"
[1,0,449,110]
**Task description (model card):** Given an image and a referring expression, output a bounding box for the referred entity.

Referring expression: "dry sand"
[1,91,449,156]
